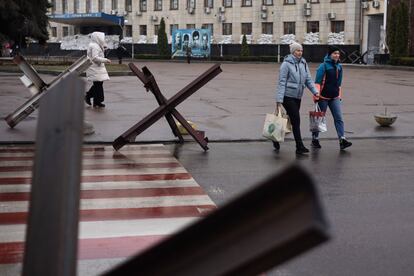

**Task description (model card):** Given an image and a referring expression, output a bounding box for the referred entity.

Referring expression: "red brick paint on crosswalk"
[0,153,173,161]
[0,162,182,172]
[0,145,166,153]
[0,145,215,271]
[0,173,192,185]
[0,205,216,225]
[0,235,167,264]
[0,186,206,201]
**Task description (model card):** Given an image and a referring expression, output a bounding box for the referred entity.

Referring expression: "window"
[170,24,179,35]
[154,24,160,35]
[262,22,273,34]
[51,27,57,37]
[309,0,319,3]
[187,0,196,9]
[283,22,296,34]
[140,0,147,11]
[222,23,232,35]
[155,0,162,11]
[306,21,319,33]
[263,0,273,5]
[140,25,147,35]
[331,0,345,2]
[187,24,196,29]
[331,21,345,33]
[205,0,213,8]
[62,26,69,37]
[284,0,295,5]
[171,0,179,9]
[98,0,105,11]
[62,0,67,13]
[74,26,80,34]
[112,0,118,10]
[202,23,214,35]
[223,0,232,7]
[74,0,79,13]
[242,0,252,6]
[125,25,133,37]
[125,0,132,11]
[241,23,252,35]
[86,0,91,13]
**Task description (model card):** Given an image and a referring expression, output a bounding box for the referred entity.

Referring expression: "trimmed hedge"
[134,54,279,62]
[134,54,172,60]
[388,57,414,67]
[211,56,278,62]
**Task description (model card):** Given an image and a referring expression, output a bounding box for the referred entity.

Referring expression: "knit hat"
[289,42,303,54]
[328,46,340,56]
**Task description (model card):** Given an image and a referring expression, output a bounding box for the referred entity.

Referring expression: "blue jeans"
[312,98,345,139]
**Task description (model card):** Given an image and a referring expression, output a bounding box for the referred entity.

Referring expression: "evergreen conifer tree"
[157,17,170,56]
[241,34,250,57]
[387,1,409,57]
[0,0,51,45]
[387,5,398,56]
[395,1,409,56]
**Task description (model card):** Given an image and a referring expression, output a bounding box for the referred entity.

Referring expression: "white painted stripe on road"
[77,258,127,276]
[0,167,188,178]
[0,157,179,167]
[0,217,199,243]
[0,195,215,213]
[0,258,128,276]
[0,179,200,193]
[0,149,172,158]
[85,144,166,150]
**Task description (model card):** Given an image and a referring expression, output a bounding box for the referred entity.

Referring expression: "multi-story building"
[360,0,386,63]
[48,0,361,45]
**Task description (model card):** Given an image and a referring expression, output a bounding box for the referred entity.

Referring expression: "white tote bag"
[309,103,327,132]
[262,110,288,142]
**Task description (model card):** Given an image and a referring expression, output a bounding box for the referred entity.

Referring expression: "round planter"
[374,114,397,127]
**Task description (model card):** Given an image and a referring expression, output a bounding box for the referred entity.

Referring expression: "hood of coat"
[284,54,306,65]
[324,54,340,65]
[90,32,107,49]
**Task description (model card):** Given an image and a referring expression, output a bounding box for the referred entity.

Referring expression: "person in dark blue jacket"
[275,42,319,154]
[312,46,352,150]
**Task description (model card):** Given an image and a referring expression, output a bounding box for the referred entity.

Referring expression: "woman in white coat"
[85,32,111,108]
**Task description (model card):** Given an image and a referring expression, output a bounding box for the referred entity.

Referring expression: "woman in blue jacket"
[312,46,352,150]
[275,42,319,154]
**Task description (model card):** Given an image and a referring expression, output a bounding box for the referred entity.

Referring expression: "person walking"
[311,46,352,150]
[85,32,111,108]
[186,45,192,64]
[275,42,319,154]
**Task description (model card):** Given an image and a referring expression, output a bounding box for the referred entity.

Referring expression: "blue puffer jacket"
[276,54,318,103]
[314,55,343,99]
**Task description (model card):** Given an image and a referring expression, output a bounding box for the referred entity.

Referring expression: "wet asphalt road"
[1,62,414,275]
[167,138,414,276]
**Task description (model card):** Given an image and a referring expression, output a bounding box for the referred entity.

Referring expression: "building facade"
[48,0,361,45]
[360,0,385,63]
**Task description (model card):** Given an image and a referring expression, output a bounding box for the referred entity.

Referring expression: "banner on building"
[172,29,211,58]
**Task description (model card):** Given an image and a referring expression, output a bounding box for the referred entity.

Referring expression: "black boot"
[84,94,92,106]
[94,103,106,108]
[272,141,280,150]
[311,139,321,149]
[340,138,352,150]
[296,142,309,154]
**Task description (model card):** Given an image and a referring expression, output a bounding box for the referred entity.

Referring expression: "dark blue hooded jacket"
[314,55,343,99]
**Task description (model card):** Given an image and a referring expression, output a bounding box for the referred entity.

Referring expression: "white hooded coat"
[86,32,110,82]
